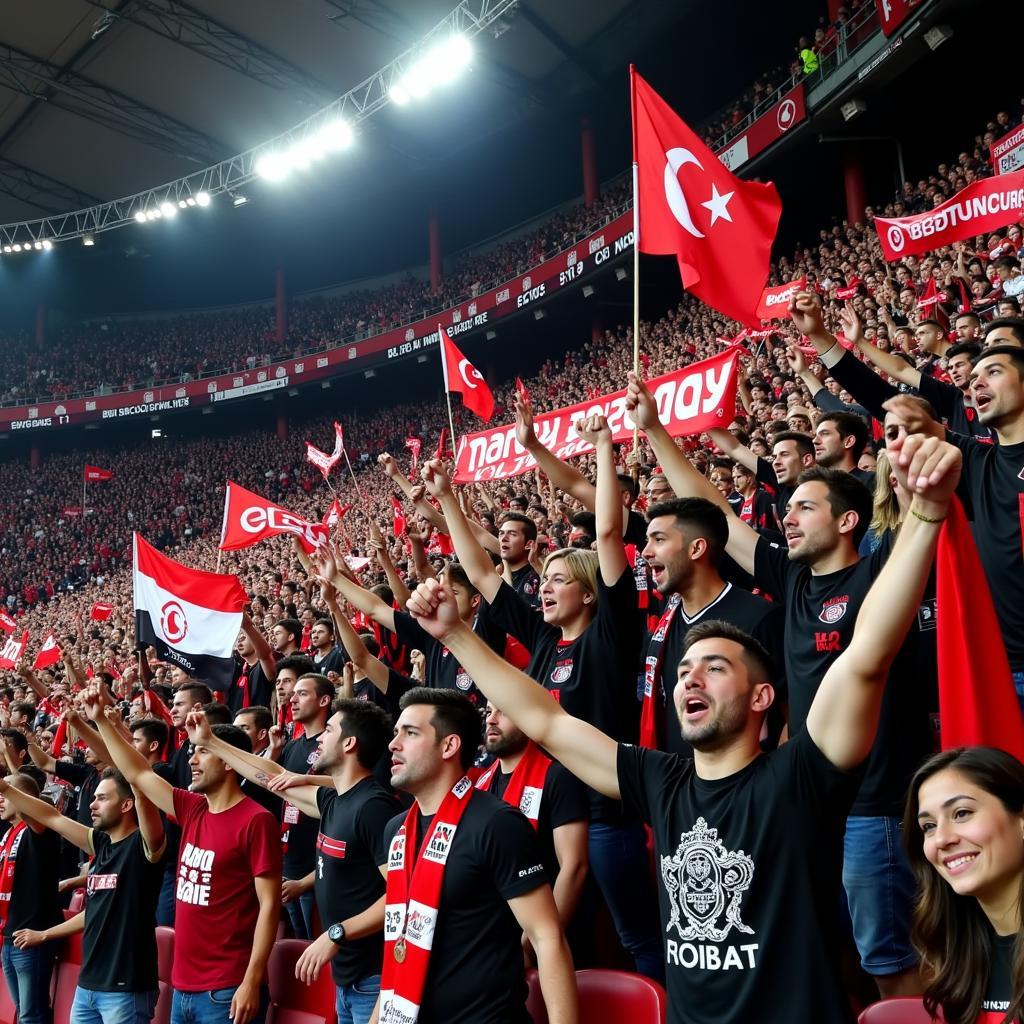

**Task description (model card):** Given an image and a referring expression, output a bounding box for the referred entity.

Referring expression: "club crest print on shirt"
[177,842,214,906]
[661,818,759,970]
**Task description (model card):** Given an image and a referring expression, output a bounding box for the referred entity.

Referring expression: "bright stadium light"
[33,240,42,250]
[2,245,10,253]
[256,152,289,182]
[319,119,353,151]
[195,191,211,207]
[12,243,21,252]
[160,201,177,218]
[135,210,148,223]
[42,239,52,250]
[390,82,410,105]
[82,234,95,246]
[391,35,473,106]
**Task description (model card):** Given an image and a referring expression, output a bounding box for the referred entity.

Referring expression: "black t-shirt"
[80,829,165,992]
[312,646,347,677]
[314,778,399,986]
[755,458,792,532]
[916,374,994,441]
[241,776,283,821]
[655,584,785,757]
[353,668,415,720]
[393,610,506,707]
[509,565,541,608]
[280,731,324,877]
[55,760,101,829]
[485,569,642,820]
[5,826,62,936]
[625,509,649,547]
[980,927,1014,1021]
[483,759,588,884]
[617,731,859,1024]
[227,661,273,716]
[381,792,548,1024]
[948,434,1024,671]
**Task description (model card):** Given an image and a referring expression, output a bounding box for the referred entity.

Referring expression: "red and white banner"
[835,280,863,300]
[220,481,329,553]
[875,170,1024,261]
[34,633,61,670]
[718,83,807,173]
[90,602,114,621]
[404,436,422,471]
[756,277,806,320]
[306,422,345,479]
[322,498,351,528]
[0,611,15,634]
[875,0,919,37]
[84,464,113,482]
[454,347,741,483]
[0,631,28,670]
[992,125,1024,177]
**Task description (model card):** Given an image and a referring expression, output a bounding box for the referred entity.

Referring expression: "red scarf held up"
[381,777,475,1024]
[474,742,552,829]
[0,821,27,941]
[640,594,682,750]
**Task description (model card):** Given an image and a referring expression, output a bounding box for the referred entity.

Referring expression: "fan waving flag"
[133,533,247,691]
[84,464,113,482]
[306,422,345,479]
[391,496,407,537]
[632,67,781,327]
[34,633,61,670]
[0,631,28,670]
[439,327,495,422]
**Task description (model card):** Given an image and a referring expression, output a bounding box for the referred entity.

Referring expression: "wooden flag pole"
[629,66,642,478]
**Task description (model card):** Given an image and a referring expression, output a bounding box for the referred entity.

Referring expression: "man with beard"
[639,498,784,754]
[1,766,165,1024]
[185,701,397,1024]
[310,619,346,680]
[399,422,959,1024]
[476,703,588,934]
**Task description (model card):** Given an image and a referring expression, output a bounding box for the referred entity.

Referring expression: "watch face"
[328,924,344,942]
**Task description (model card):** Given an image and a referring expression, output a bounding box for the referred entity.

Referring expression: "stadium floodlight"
[319,119,354,151]
[178,199,188,209]
[135,210,148,223]
[160,201,177,218]
[185,197,197,207]
[256,152,290,182]
[391,34,473,106]
[82,234,95,246]
[33,240,42,250]
[195,191,211,207]
[389,82,410,105]
[231,193,248,207]
[149,208,162,220]
[42,239,52,250]
[12,243,21,252]
[2,245,10,253]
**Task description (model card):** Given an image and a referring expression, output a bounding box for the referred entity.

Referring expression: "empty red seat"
[52,928,85,1024]
[67,890,86,913]
[859,998,944,1023]
[0,967,16,1024]
[575,969,667,1023]
[266,939,336,1024]
[154,926,176,1024]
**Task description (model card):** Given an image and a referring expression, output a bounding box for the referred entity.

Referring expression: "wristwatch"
[328,923,346,943]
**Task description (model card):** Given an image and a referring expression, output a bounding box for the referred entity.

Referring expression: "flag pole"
[629,65,642,474]
[439,324,457,468]
[342,448,366,504]
[82,473,87,515]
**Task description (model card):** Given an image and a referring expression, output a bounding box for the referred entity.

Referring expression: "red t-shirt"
[171,789,281,991]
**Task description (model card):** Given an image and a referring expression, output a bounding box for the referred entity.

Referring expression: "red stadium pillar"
[276,412,288,442]
[275,267,287,344]
[843,148,867,224]
[29,446,39,471]
[429,209,442,294]
[35,303,45,346]
[826,0,841,22]
[581,117,598,209]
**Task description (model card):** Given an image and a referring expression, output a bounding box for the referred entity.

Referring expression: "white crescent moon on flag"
[458,358,480,389]
[663,148,706,239]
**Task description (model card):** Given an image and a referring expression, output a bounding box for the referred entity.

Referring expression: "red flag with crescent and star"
[439,326,494,422]
[631,67,782,327]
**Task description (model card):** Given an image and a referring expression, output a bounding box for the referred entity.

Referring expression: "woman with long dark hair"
[904,746,1024,1023]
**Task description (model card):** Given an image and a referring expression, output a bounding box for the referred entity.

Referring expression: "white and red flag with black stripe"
[133,533,247,691]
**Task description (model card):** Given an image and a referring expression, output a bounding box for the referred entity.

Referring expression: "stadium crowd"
[1,83,1024,1024]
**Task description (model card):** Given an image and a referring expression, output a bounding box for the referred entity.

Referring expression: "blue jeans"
[334,975,380,1024]
[171,987,269,1024]
[1013,671,1024,713]
[71,988,158,1024]
[587,821,664,983]
[843,815,918,976]
[283,891,315,940]
[2,939,58,1024]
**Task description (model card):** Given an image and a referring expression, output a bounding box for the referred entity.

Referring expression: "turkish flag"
[632,67,781,327]
[84,464,113,482]
[34,632,61,670]
[90,602,115,621]
[936,498,1024,759]
[439,327,495,422]
[391,496,407,537]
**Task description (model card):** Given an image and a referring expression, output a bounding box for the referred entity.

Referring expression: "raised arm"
[406,578,620,799]
[368,522,412,609]
[626,373,759,575]
[0,775,92,851]
[26,739,57,775]
[242,612,277,683]
[421,459,502,603]
[708,427,759,473]
[15,661,48,702]
[841,306,922,389]
[573,415,627,586]
[379,454,449,534]
[805,434,961,769]
[316,544,397,633]
[320,581,394,695]
[515,392,596,508]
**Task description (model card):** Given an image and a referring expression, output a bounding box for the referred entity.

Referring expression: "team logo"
[454,669,473,692]
[776,98,797,131]
[160,600,188,643]
[519,786,542,820]
[886,224,906,253]
[405,900,437,950]
[661,817,755,942]
[453,776,472,799]
[54,404,67,416]
[423,822,457,864]
[818,601,847,624]
[550,662,573,685]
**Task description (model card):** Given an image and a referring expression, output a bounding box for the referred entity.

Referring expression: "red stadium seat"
[266,939,336,1024]
[67,890,86,913]
[0,967,16,1024]
[52,928,85,1024]
[575,969,667,1023]
[525,968,545,1024]
[154,926,176,1024]
[859,999,944,1023]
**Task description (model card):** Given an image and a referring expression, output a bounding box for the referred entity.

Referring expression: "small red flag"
[391,496,407,537]
[84,464,113,482]
[306,422,345,480]
[0,610,14,634]
[439,326,494,422]
[321,498,351,528]
[404,436,422,471]
[515,377,531,403]
[936,497,1024,759]
[90,602,114,621]
[632,67,782,327]
[436,428,452,462]
[34,632,61,670]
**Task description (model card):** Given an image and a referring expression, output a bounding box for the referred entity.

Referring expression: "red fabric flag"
[439,326,495,422]
[436,428,452,462]
[90,602,114,622]
[0,631,28,670]
[404,436,422,471]
[515,377,531,403]
[391,496,407,537]
[33,632,61,670]
[0,610,14,634]
[936,497,1024,759]
[84,464,113,482]
[305,422,345,479]
[219,481,328,553]
[756,277,806,320]
[632,67,782,327]
[321,498,351,528]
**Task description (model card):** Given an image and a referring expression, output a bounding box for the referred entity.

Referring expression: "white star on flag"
[701,184,734,226]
